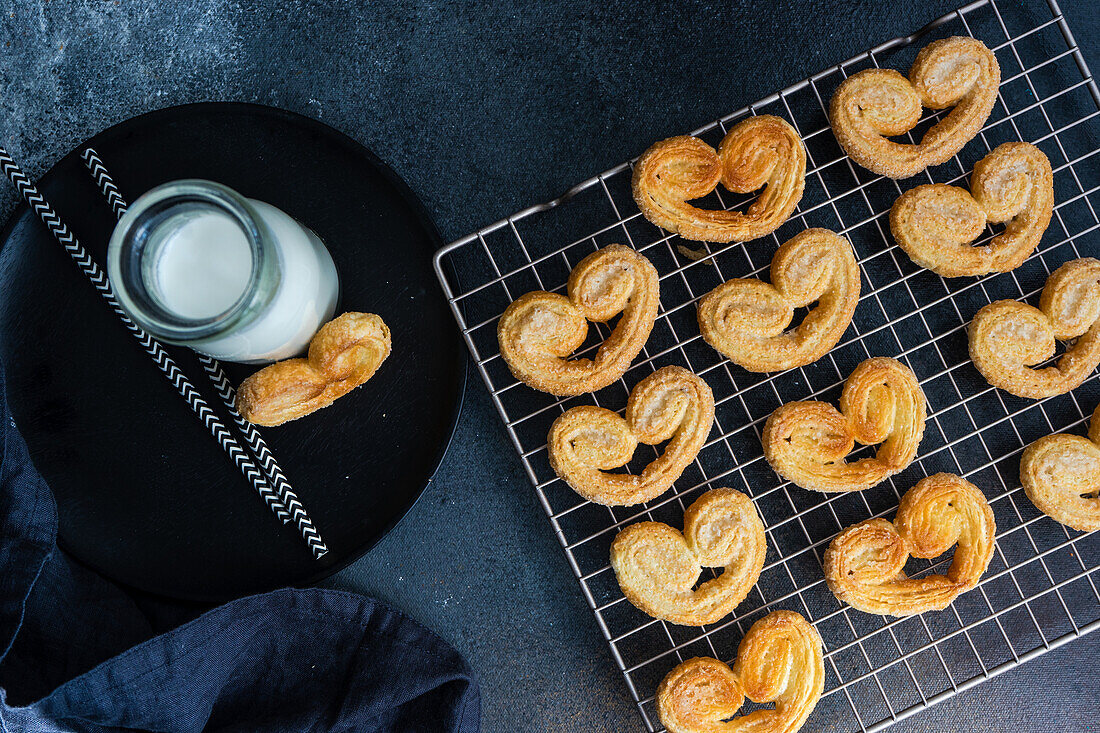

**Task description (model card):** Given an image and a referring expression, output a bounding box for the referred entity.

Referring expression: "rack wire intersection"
[434,0,1100,730]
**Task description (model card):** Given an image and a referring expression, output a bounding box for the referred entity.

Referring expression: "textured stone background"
[1,1,1098,731]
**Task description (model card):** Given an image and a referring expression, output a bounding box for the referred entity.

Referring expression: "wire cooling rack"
[433,0,1100,730]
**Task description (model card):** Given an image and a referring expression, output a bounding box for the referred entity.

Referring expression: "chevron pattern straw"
[0,147,328,559]
[82,148,322,545]
[85,150,301,518]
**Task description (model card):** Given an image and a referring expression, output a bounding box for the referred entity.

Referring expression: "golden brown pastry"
[969,258,1100,398]
[891,143,1053,277]
[547,366,714,506]
[236,312,391,426]
[1020,402,1100,531]
[824,473,995,616]
[697,228,859,371]
[610,488,766,625]
[656,610,824,733]
[762,357,926,492]
[830,37,1000,179]
[632,115,806,243]
[497,245,659,396]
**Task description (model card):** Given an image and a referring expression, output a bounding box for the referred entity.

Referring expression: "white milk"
[109,180,340,364]
[201,199,340,362]
[151,208,254,320]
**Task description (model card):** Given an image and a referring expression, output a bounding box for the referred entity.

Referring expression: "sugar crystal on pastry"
[656,610,824,733]
[762,357,926,492]
[891,143,1053,277]
[547,366,714,506]
[497,244,659,396]
[611,488,766,625]
[830,37,1000,179]
[632,115,806,243]
[969,257,1100,399]
[824,473,996,616]
[236,312,391,427]
[1020,402,1100,531]
[698,228,859,372]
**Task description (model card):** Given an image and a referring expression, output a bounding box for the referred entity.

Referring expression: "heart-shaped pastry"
[830,36,1000,179]
[236,312,391,426]
[969,257,1100,398]
[632,115,806,243]
[762,357,926,492]
[891,142,1053,277]
[547,366,714,506]
[1020,402,1100,531]
[697,228,859,371]
[497,244,659,396]
[657,610,824,733]
[610,488,766,625]
[824,473,996,616]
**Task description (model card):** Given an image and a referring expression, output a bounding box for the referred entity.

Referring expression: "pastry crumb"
[676,244,709,261]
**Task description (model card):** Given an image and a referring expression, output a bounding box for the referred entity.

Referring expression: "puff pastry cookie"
[969,258,1100,399]
[657,610,824,733]
[824,473,996,616]
[236,312,391,427]
[830,37,1000,179]
[891,143,1053,277]
[547,366,714,506]
[611,488,766,626]
[632,115,806,243]
[698,228,859,372]
[762,357,926,492]
[1020,402,1100,531]
[497,245,659,396]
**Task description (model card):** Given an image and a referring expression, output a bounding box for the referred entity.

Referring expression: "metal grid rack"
[433,0,1100,730]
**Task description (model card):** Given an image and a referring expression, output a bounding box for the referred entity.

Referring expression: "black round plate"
[0,103,465,602]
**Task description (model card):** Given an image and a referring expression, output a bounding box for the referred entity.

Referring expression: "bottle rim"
[107,179,280,343]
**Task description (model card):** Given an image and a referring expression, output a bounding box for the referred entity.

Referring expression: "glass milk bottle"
[108,180,340,363]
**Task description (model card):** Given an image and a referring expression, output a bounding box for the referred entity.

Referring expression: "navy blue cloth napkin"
[0,362,480,733]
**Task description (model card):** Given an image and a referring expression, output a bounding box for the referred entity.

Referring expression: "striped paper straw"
[0,147,328,560]
[82,148,314,541]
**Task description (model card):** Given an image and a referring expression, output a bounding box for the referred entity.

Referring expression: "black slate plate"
[0,103,465,602]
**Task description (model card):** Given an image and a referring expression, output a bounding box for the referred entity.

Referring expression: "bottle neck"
[108,180,281,345]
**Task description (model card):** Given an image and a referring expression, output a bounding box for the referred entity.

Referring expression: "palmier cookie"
[762,357,926,492]
[632,115,806,243]
[548,366,714,506]
[891,143,1053,277]
[497,245,659,396]
[611,488,766,626]
[830,37,1000,179]
[698,228,859,372]
[825,473,996,616]
[1020,402,1100,531]
[969,258,1100,399]
[657,610,824,733]
[236,312,391,427]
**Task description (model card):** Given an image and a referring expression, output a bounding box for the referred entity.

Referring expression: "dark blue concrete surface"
[1,1,1098,731]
